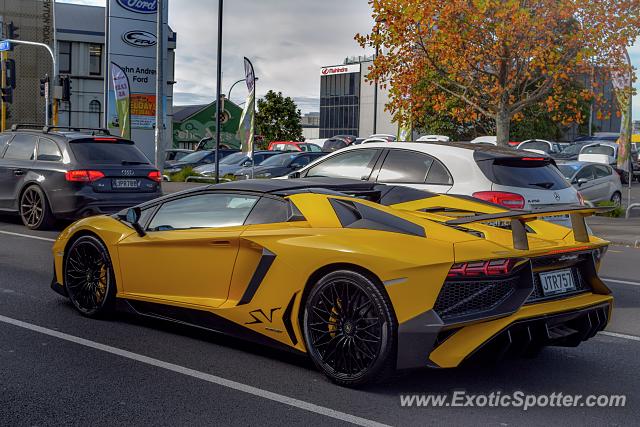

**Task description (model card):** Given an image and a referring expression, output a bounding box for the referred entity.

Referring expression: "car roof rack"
[9,124,113,136]
[42,126,112,136]
[10,123,45,131]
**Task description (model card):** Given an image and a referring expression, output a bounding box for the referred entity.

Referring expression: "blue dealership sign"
[0,40,11,52]
[116,0,157,14]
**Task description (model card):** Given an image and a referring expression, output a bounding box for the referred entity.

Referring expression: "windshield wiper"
[531,182,555,189]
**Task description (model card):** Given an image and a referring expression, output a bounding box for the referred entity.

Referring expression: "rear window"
[582,145,615,156]
[480,158,570,190]
[70,139,150,165]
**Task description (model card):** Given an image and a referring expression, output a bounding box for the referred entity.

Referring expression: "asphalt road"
[1,215,639,426]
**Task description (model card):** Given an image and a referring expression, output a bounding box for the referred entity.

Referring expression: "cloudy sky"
[61,0,640,120]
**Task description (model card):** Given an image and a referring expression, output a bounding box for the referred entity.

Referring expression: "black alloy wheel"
[611,192,622,207]
[303,270,396,387]
[64,235,116,318]
[20,186,55,230]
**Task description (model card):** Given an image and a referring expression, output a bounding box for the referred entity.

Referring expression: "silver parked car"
[557,161,622,206]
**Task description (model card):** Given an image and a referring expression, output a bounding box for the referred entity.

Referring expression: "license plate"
[113,179,139,189]
[539,269,576,296]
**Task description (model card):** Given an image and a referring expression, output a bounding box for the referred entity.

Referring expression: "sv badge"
[245,307,281,325]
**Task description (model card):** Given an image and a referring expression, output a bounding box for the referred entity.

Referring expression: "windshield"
[560,144,584,155]
[178,151,211,163]
[70,140,150,165]
[220,152,248,165]
[259,153,297,167]
[582,145,615,156]
[557,164,580,179]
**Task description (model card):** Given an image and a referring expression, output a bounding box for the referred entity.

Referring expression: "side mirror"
[242,160,252,167]
[289,171,301,179]
[125,207,146,237]
[577,178,588,186]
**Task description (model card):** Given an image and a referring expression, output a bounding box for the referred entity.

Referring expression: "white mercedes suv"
[287,142,581,227]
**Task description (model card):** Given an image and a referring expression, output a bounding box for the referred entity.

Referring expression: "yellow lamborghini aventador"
[51,178,613,387]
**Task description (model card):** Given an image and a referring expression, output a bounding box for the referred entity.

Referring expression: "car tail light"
[521,157,546,161]
[65,170,105,182]
[147,170,162,182]
[577,191,585,206]
[93,137,118,142]
[472,191,525,210]
[447,258,520,278]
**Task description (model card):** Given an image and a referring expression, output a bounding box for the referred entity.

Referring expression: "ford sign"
[122,30,157,48]
[116,0,158,14]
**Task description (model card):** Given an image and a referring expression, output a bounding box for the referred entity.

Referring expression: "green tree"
[255,90,303,148]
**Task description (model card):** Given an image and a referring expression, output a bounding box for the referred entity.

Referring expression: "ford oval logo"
[122,30,157,48]
[116,0,157,14]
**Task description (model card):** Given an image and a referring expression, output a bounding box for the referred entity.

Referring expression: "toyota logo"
[553,192,561,201]
[122,30,157,48]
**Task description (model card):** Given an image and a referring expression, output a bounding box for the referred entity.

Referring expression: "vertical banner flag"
[611,50,633,173]
[111,62,131,140]
[238,57,256,157]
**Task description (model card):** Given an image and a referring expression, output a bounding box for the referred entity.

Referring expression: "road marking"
[0,314,389,427]
[602,277,640,287]
[600,331,640,342]
[0,230,55,242]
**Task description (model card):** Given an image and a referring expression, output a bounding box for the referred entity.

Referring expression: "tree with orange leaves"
[357,0,640,146]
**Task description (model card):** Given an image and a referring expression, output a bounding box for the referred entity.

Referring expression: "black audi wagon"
[0,125,162,230]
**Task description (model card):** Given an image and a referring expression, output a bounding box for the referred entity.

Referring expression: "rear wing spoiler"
[446,206,613,250]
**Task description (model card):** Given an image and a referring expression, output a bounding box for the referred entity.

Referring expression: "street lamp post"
[214,0,224,184]
[4,39,56,126]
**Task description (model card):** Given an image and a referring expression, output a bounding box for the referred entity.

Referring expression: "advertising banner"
[238,57,256,156]
[111,62,131,139]
[611,50,633,173]
[108,0,168,161]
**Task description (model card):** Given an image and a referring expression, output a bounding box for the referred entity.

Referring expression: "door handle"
[210,240,231,246]
[13,169,25,176]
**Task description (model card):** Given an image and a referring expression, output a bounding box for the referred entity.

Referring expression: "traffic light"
[7,22,18,50]
[40,75,49,97]
[1,87,12,104]
[4,59,15,89]
[61,76,71,101]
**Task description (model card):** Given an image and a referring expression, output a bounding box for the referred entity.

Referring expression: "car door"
[0,134,15,209]
[593,165,615,202]
[374,149,454,193]
[0,134,37,210]
[116,192,260,308]
[574,165,598,201]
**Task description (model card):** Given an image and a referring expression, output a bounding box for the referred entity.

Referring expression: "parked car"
[574,133,619,143]
[267,141,323,152]
[164,149,239,175]
[557,161,622,206]
[517,139,563,155]
[551,142,591,161]
[470,136,497,145]
[322,138,350,152]
[193,151,285,177]
[288,142,581,227]
[165,148,193,162]
[578,141,639,184]
[193,136,236,151]
[368,133,396,142]
[0,126,162,229]
[416,135,450,142]
[361,137,391,144]
[234,151,327,180]
[331,135,358,144]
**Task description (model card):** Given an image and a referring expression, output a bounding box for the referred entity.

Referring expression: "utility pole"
[154,0,165,170]
[52,0,59,126]
[214,0,224,183]
[1,51,6,132]
[103,0,110,128]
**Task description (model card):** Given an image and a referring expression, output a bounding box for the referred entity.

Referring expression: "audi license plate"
[113,179,139,189]
[539,269,576,296]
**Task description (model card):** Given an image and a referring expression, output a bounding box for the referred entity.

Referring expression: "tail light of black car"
[147,170,162,182]
[65,170,106,182]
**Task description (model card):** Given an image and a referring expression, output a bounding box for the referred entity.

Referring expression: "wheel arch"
[296,262,397,348]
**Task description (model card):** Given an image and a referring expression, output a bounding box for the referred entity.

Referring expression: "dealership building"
[319,57,395,139]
